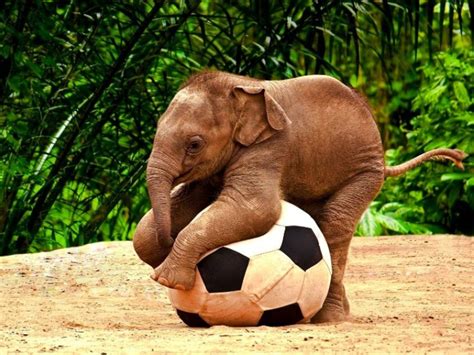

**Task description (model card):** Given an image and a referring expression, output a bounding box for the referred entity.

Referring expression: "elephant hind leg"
[299,170,384,323]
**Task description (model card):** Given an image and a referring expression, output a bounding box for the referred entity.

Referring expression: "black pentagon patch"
[198,247,249,293]
[258,303,304,326]
[176,309,210,328]
[280,226,322,271]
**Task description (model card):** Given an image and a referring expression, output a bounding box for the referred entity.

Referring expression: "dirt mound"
[0,235,472,353]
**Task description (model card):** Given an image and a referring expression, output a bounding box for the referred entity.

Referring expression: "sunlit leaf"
[453,81,470,106]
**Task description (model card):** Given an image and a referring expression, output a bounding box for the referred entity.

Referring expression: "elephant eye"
[186,135,205,155]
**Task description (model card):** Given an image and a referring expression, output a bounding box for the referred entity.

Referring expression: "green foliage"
[0,1,472,254]
[357,50,474,236]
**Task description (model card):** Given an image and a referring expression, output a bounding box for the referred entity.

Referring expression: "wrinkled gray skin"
[133,71,466,323]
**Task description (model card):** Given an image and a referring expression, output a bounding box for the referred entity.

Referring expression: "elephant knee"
[133,210,170,268]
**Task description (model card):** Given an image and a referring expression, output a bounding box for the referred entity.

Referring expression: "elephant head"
[147,74,290,248]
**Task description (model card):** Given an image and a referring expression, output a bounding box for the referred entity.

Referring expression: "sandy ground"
[0,235,472,353]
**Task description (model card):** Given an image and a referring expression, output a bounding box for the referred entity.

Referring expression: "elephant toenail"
[158,277,169,286]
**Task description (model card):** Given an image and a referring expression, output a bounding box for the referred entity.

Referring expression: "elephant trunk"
[146,155,178,248]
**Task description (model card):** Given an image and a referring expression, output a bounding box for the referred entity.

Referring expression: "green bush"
[357,50,474,236]
[0,1,471,254]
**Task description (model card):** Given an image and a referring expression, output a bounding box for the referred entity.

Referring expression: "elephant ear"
[232,86,291,146]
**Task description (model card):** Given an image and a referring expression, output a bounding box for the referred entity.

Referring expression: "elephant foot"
[311,296,350,324]
[311,306,348,324]
[151,256,196,290]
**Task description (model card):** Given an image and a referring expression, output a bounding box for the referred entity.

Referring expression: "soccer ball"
[168,201,332,327]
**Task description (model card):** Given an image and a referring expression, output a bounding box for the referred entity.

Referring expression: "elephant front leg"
[152,183,282,290]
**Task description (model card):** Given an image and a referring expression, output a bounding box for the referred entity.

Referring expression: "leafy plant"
[0,1,471,254]
[358,49,474,236]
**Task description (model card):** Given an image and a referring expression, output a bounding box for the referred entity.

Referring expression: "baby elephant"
[133,71,466,323]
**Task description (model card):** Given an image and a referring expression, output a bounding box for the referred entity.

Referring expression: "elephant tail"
[384,148,468,178]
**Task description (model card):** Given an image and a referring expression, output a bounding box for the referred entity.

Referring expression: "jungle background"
[0,0,472,255]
